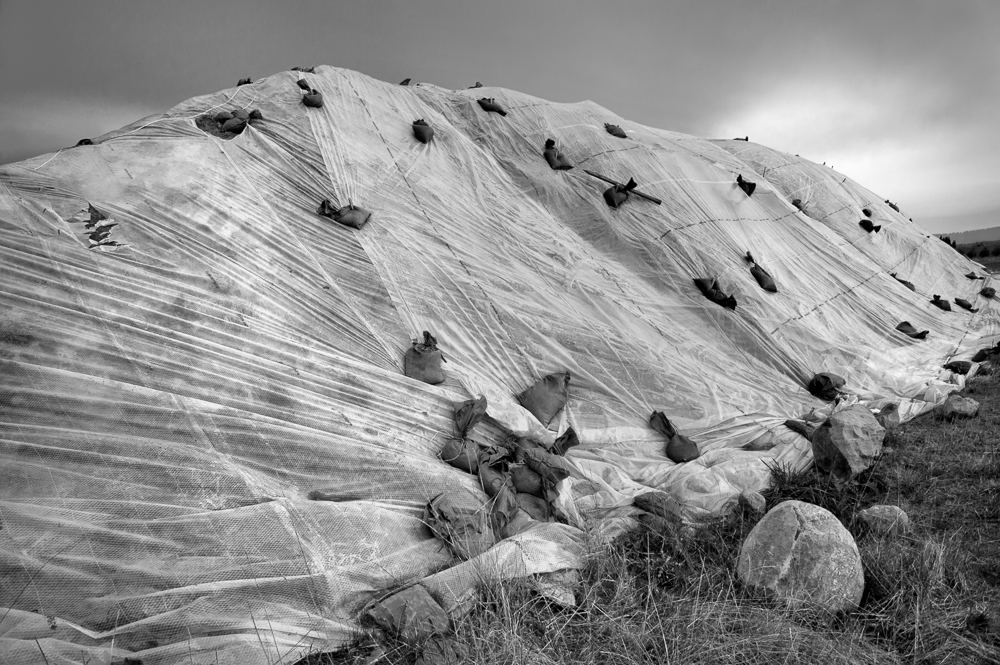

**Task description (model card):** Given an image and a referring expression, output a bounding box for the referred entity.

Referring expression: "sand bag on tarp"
[490,482,520,536]
[981,287,996,298]
[954,298,978,313]
[516,493,550,521]
[605,123,627,138]
[478,461,508,498]
[943,360,973,375]
[744,253,777,293]
[439,437,478,473]
[890,273,916,291]
[367,584,450,643]
[966,272,984,280]
[895,321,929,339]
[412,119,435,144]
[302,89,324,108]
[510,462,544,497]
[220,117,248,134]
[477,98,507,116]
[552,427,579,455]
[862,208,872,217]
[248,109,263,121]
[423,491,494,561]
[693,278,737,310]
[522,447,573,486]
[238,78,252,86]
[291,66,316,73]
[296,79,311,91]
[454,395,487,438]
[736,174,756,197]
[514,437,543,464]
[75,138,93,146]
[808,373,845,401]
[318,199,373,229]
[232,109,250,120]
[542,139,573,170]
[603,177,637,208]
[859,219,881,233]
[404,331,446,384]
[517,372,570,426]
[972,344,999,362]
[649,411,700,463]
[930,295,952,311]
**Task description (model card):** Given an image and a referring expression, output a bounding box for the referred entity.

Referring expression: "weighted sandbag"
[367,584,449,643]
[792,198,803,209]
[749,263,777,293]
[440,437,478,474]
[517,372,570,427]
[954,298,978,312]
[454,395,487,438]
[489,482,520,536]
[603,178,637,208]
[890,273,916,291]
[423,492,494,561]
[981,287,996,298]
[516,493,550,521]
[291,66,315,73]
[514,437,543,464]
[693,278,737,310]
[604,123,627,138]
[895,321,929,339]
[859,219,881,233]
[930,295,952,311]
[477,98,507,116]
[972,344,999,363]
[403,331,446,384]
[966,272,984,280]
[477,462,508,498]
[231,109,250,120]
[248,109,263,121]
[237,78,252,86]
[510,463,544,497]
[522,447,573,486]
[332,204,372,230]
[399,78,411,85]
[862,208,872,217]
[214,110,234,122]
[220,117,247,134]
[75,138,93,146]
[808,373,845,400]
[412,119,434,144]
[296,79,311,91]
[944,360,973,375]
[542,139,573,170]
[736,174,756,197]
[649,411,700,463]
[302,90,324,108]
[552,427,579,456]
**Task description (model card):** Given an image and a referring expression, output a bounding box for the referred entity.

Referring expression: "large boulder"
[737,500,864,613]
[935,394,980,420]
[811,404,884,480]
[857,505,910,537]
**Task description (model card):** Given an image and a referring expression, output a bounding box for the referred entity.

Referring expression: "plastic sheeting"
[1,66,997,664]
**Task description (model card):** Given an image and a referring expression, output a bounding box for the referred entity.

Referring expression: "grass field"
[301,359,1000,665]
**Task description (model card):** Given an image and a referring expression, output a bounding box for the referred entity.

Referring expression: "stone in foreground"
[857,505,910,537]
[737,500,864,613]
[935,394,980,420]
[811,404,884,481]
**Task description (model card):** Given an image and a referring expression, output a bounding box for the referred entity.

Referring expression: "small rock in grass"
[857,505,910,537]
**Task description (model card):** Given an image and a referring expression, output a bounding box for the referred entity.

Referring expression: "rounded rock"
[737,500,864,613]
[857,504,910,537]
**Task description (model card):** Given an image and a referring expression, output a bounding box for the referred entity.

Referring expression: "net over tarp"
[1,66,997,664]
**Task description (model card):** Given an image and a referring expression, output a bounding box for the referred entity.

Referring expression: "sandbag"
[943,360,973,375]
[515,493,550,521]
[542,139,573,170]
[859,219,881,233]
[522,447,573,485]
[423,492,494,561]
[807,373,845,401]
[604,123,627,138]
[477,98,507,116]
[412,119,435,144]
[895,321,929,339]
[749,263,777,293]
[930,295,952,311]
[965,272,983,280]
[219,117,247,134]
[404,331,446,384]
[231,109,250,120]
[247,109,263,121]
[489,482,520,536]
[439,437,478,474]
[981,287,996,298]
[517,372,570,426]
[736,174,756,197]
[890,273,916,291]
[334,204,372,229]
[399,78,411,85]
[693,278,737,310]
[478,460,508,498]
[296,79,311,91]
[75,138,93,146]
[603,178,637,208]
[954,298,978,313]
[291,66,316,73]
[237,78,252,86]
[510,463,544,497]
[972,344,998,362]
[214,110,234,122]
[514,437,543,464]
[862,208,872,217]
[792,198,803,209]
[302,90,324,108]
[552,427,579,456]
[367,585,449,643]
[454,395,487,438]
[649,411,700,463]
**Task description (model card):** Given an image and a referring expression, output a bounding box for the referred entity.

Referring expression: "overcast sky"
[1,0,997,233]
